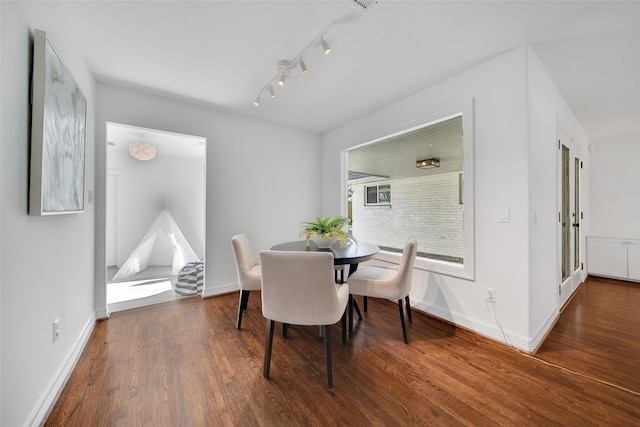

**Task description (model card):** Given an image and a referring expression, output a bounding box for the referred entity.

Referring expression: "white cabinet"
[587,236,640,281]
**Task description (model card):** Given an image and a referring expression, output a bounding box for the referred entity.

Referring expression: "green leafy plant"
[299,215,350,247]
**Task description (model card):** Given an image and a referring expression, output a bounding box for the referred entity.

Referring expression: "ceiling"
[52,1,639,141]
[348,115,462,181]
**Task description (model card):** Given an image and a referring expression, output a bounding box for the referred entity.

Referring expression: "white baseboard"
[528,305,559,351]
[202,282,239,298]
[25,313,96,427]
[411,300,532,352]
[95,306,110,319]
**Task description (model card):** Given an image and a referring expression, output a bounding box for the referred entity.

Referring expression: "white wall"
[108,146,206,265]
[323,46,591,351]
[95,83,322,310]
[322,46,534,349]
[526,46,590,342]
[589,132,640,239]
[1,3,97,426]
[0,3,4,422]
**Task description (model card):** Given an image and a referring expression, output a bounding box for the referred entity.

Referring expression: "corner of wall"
[25,313,96,426]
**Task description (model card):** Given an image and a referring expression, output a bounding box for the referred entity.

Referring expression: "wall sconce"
[416,158,440,169]
[253,31,332,107]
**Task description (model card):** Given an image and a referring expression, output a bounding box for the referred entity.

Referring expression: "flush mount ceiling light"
[129,141,156,161]
[253,31,332,107]
[416,158,440,169]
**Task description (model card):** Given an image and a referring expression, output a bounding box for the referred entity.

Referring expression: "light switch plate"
[499,208,510,223]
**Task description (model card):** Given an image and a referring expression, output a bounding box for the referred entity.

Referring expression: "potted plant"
[299,215,350,248]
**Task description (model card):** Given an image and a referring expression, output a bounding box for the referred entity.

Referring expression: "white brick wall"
[350,172,464,261]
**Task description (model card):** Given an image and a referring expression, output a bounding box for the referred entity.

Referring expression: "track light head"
[299,58,308,74]
[253,30,333,106]
[320,37,331,55]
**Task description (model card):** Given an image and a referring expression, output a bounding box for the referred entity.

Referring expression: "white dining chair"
[260,250,349,388]
[231,234,262,329]
[346,236,418,343]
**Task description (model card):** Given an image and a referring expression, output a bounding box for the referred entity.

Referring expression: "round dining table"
[270,240,379,273]
[270,240,379,335]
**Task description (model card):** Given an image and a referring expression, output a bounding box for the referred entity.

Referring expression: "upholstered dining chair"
[231,234,262,329]
[260,250,349,388]
[346,236,418,343]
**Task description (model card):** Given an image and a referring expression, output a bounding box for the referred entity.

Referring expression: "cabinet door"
[587,237,628,279]
[627,240,640,280]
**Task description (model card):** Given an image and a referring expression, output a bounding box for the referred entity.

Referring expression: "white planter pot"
[311,235,339,248]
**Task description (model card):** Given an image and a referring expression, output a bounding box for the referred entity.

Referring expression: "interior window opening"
[345,107,473,279]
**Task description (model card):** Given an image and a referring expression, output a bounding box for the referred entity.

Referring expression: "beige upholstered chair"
[260,250,349,388]
[347,237,418,343]
[231,234,262,329]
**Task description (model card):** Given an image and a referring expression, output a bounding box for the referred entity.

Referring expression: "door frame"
[557,124,584,308]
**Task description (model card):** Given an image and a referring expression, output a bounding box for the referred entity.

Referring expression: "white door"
[558,128,582,307]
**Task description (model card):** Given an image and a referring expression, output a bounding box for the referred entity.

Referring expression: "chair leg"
[348,294,354,334]
[405,295,413,323]
[341,310,347,345]
[364,296,368,312]
[237,290,250,329]
[264,319,275,378]
[283,323,289,338]
[353,298,363,319]
[324,325,333,388]
[398,299,409,344]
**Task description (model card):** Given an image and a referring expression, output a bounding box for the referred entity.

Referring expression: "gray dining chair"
[231,234,262,329]
[346,236,418,343]
[260,250,349,388]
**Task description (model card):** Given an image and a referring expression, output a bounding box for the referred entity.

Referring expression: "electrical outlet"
[485,288,495,303]
[53,318,60,343]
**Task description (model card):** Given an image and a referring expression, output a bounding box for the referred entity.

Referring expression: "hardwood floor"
[45,286,640,426]
[535,275,640,394]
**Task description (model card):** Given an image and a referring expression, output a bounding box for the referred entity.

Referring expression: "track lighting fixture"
[320,37,332,55]
[253,31,332,107]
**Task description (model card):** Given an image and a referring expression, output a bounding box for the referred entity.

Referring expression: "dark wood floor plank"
[45,284,640,426]
[536,276,640,393]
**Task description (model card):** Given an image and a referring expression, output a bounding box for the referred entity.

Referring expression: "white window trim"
[340,99,475,281]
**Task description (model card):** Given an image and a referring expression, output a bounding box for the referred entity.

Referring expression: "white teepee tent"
[112,199,200,281]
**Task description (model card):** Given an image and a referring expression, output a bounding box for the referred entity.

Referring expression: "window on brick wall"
[365,184,390,205]
[344,102,474,280]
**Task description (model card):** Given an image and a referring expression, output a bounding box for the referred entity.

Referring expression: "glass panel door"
[561,145,570,282]
[573,157,581,271]
[558,131,582,307]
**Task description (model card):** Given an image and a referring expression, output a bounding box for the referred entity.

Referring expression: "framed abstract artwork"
[29,29,87,215]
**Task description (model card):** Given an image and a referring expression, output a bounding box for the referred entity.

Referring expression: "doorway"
[558,126,582,308]
[106,122,206,312]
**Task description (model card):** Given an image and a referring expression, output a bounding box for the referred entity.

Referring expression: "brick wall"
[350,172,464,261]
